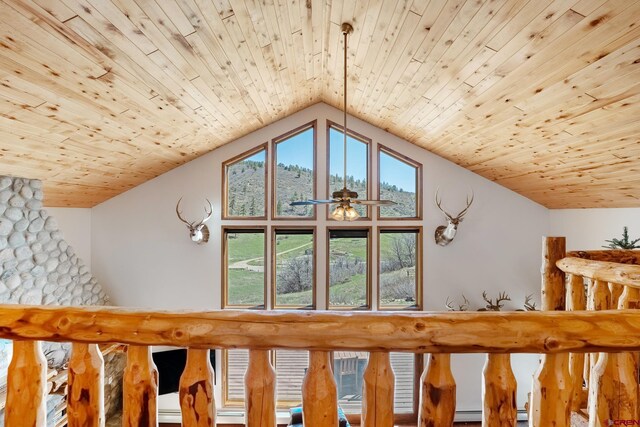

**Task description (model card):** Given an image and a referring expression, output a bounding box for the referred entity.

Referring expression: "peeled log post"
[67,343,105,427]
[244,350,275,427]
[588,280,611,372]
[180,349,215,427]
[566,274,586,412]
[482,354,516,427]
[530,237,571,427]
[361,352,394,427]
[586,280,612,427]
[419,354,456,427]
[123,345,158,427]
[609,283,623,308]
[302,351,338,427]
[589,286,640,426]
[4,340,47,426]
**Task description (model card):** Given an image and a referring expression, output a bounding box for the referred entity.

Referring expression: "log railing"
[0,238,639,426]
[555,245,640,426]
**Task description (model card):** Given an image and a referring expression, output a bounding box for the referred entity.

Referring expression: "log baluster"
[123,345,158,427]
[180,348,215,427]
[419,353,456,426]
[609,282,624,308]
[302,351,338,426]
[4,340,47,426]
[588,280,611,371]
[67,343,105,427]
[589,285,639,426]
[586,279,612,426]
[482,353,516,427]
[566,274,586,412]
[361,352,394,427]
[244,350,275,427]
[530,236,571,427]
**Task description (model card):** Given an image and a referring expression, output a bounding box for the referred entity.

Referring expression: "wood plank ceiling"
[0,0,638,208]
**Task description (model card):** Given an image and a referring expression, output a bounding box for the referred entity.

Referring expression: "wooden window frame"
[271,121,317,220]
[377,227,423,311]
[326,120,372,221]
[221,348,249,407]
[221,226,268,309]
[377,144,423,221]
[271,226,317,310]
[326,226,372,311]
[222,144,269,220]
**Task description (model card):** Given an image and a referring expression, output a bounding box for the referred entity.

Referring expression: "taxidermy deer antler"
[445,294,469,311]
[523,294,537,311]
[478,291,511,311]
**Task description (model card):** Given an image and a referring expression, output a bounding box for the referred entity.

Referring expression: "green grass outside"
[227,232,265,262]
[227,232,415,307]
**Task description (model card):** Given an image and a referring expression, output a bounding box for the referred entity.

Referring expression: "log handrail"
[557,257,640,287]
[3,304,640,353]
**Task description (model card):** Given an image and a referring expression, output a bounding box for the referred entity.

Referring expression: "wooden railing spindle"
[67,343,105,427]
[567,274,586,411]
[4,340,47,426]
[419,354,456,426]
[123,345,158,427]
[482,354,516,427]
[589,285,639,426]
[244,350,275,427]
[530,236,571,427]
[302,351,338,426]
[180,348,215,427]
[586,279,612,426]
[361,352,394,427]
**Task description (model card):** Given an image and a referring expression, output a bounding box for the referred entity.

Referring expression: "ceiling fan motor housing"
[333,188,358,200]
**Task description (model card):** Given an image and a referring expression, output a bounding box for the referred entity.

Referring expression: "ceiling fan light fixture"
[331,203,359,221]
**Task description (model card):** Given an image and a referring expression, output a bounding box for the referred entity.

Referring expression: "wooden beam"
[557,257,640,287]
[418,354,455,426]
[3,305,640,353]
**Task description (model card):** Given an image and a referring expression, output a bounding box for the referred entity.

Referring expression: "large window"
[273,123,316,218]
[378,145,421,219]
[327,122,370,219]
[379,228,421,309]
[327,228,370,309]
[223,145,267,219]
[273,228,315,309]
[220,120,423,420]
[223,228,266,308]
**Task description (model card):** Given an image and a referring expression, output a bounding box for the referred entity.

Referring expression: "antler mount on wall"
[176,198,213,245]
[434,188,474,246]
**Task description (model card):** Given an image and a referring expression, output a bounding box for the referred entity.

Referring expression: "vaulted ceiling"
[0,0,638,208]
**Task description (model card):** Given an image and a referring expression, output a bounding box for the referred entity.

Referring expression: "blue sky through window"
[244,150,265,163]
[275,128,314,169]
[329,128,367,182]
[379,151,416,193]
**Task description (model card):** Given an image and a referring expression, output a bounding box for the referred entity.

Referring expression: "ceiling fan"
[291,23,396,221]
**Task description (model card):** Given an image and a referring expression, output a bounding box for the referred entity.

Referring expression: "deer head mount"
[434,189,474,246]
[176,198,213,244]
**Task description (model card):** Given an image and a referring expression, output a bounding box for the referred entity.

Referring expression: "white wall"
[45,207,92,271]
[550,208,640,250]
[91,103,549,414]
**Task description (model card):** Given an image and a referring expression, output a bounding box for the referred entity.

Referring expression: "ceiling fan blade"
[352,199,397,205]
[290,199,338,206]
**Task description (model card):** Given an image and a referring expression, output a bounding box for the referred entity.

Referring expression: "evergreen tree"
[277,200,282,215]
